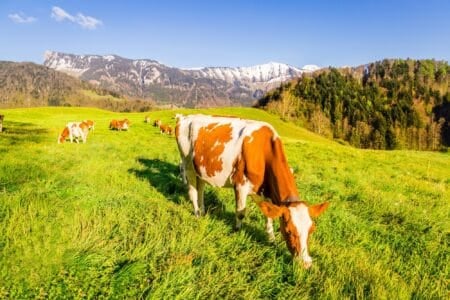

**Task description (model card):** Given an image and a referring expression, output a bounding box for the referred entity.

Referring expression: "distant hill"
[257,59,450,150]
[0,61,154,111]
[43,51,318,107]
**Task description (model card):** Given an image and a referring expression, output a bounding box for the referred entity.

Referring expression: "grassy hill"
[0,107,448,298]
[0,61,154,112]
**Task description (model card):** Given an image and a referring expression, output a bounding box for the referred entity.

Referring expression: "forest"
[257,59,449,150]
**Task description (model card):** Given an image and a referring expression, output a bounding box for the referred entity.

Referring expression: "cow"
[110,119,130,131]
[83,120,95,131]
[159,124,172,135]
[153,119,161,127]
[58,121,90,144]
[144,115,151,123]
[175,114,329,268]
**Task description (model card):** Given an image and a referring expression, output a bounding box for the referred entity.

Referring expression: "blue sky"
[1,0,449,68]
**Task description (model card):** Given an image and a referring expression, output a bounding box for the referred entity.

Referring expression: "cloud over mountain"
[51,6,102,30]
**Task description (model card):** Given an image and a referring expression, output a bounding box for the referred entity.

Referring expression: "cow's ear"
[308,202,330,218]
[257,201,285,219]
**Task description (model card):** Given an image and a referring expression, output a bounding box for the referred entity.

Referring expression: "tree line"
[257,59,449,150]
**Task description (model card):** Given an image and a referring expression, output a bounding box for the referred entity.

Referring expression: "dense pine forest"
[257,59,449,150]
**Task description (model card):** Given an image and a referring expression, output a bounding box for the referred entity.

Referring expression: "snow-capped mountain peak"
[43,51,320,107]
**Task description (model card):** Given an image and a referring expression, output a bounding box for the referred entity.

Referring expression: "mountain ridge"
[43,51,318,107]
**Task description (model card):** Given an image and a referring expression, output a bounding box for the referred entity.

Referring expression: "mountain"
[43,51,316,107]
[257,58,450,150]
[0,61,154,111]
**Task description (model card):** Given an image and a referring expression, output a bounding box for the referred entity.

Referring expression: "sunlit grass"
[0,107,448,298]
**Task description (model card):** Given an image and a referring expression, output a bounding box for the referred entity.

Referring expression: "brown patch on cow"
[232,157,246,185]
[59,126,69,143]
[193,123,233,177]
[280,209,301,256]
[160,124,172,135]
[110,119,129,130]
[79,122,89,132]
[83,120,95,130]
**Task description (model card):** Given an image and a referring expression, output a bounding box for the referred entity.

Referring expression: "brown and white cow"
[110,119,130,131]
[144,115,150,123]
[175,114,329,268]
[58,121,90,144]
[159,124,172,135]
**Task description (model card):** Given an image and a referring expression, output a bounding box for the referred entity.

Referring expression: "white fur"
[64,122,88,143]
[289,204,314,267]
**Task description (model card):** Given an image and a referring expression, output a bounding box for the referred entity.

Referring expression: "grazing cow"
[58,121,90,144]
[153,119,161,127]
[144,115,150,123]
[110,119,130,131]
[159,124,172,135]
[175,114,329,268]
[83,120,95,131]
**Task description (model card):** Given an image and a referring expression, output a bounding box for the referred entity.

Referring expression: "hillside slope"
[0,107,448,298]
[0,61,154,111]
[258,59,450,150]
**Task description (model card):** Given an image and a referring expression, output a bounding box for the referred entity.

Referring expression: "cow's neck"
[265,138,299,204]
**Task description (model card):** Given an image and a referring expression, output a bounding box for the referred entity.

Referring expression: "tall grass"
[0,107,448,298]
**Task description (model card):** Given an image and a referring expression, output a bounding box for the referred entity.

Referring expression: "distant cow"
[0,114,3,133]
[58,121,90,144]
[175,114,329,268]
[83,120,95,131]
[153,119,161,127]
[110,119,130,131]
[159,124,172,135]
[144,115,150,123]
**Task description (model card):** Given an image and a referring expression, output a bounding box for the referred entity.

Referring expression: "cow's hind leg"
[186,171,201,217]
[234,182,251,230]
[197,179,205,216]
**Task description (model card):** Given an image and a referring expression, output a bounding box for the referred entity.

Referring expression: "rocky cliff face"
[44,51,317,107]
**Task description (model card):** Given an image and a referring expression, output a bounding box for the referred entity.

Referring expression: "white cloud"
[8,12,37,24]
[51,6,75,22]
[51,6,102,30]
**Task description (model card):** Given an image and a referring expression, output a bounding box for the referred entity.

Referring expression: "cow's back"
[176,114,277,187]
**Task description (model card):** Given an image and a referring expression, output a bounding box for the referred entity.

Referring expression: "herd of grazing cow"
[57,113,328,268]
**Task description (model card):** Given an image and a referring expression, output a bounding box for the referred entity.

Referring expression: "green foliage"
[258,59,450,150]
[0,107,448,298]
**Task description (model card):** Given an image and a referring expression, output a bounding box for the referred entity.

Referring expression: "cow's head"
[257,200,329,268]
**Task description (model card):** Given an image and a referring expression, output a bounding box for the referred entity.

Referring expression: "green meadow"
[0,107,448,299]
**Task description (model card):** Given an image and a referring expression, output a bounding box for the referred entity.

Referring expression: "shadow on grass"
[129,157,287,254]
[0,121,49,148]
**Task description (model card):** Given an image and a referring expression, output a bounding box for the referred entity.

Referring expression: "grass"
[0,106,448,299]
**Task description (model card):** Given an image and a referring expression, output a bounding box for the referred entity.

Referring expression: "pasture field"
[0,107,448,299]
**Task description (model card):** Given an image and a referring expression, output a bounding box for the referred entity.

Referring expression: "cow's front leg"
[265,217,275,242]
[234,183,251,230]
[197,179,205,216]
